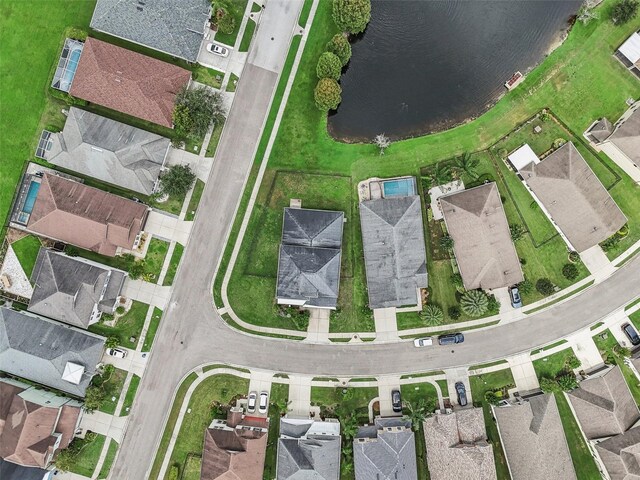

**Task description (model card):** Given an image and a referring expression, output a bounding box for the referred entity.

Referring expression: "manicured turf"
[213,0,249,47]
[239,18,256,52]
[532,348,576,380]
[97,439,118,480]
[142,307,163,353]
[11,235,42,278]
[163,243,184,286]
[181,455,202,480]
[185,179,206,220]
[89,301,150,349]
[226,72,239,92]
[263,382,289,479]
[120,374,141,417]
[66,433,107,477]
[205,120,225,159]
[192,65,224,89]
[96,367,128,415]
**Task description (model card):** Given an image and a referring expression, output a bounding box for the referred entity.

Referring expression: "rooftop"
[423,409,497,480]
[618,31,640,66]
[39,107,170,195]
[0,307,106,397]
[519,142,627,252]
[90,0,211,62]
[29,248,126,329]
[608,107,640,167]
[440,183,523,290]
[508,144,540,171]
[595,425,640,480]
[27,173,148,257]
[493,394,577,480]
[359,196,428,309]
[69,38,191,128]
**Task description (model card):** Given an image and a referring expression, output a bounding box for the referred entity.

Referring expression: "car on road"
[391,389,402,413]
[247,391,257,413]
[455,382,468,407]
[622,323,640,346]
[206,43,229,57]
[413,337,433,348]
[259,391,268,413]
[509,286,523,308]
[106,348,126,358]
[438,333,464,345]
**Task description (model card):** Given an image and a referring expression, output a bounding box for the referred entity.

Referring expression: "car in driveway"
[455,382,468,407]
[413,337,433,348]
[622,323,640,346]
[509,286,523,308]
[391,389,402,412]
[247,391,257,413]
[206,43,229,57]
[259,391,268,413]
[438,333,464,345]
[106,348,126,358]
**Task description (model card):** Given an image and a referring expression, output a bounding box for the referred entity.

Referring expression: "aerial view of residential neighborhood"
[1,0,640,479]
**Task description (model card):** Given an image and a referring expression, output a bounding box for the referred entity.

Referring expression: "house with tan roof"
[423,408,497,480]
[595,426,640,480]
[440,182,523,290]
[518,141,627,252]
[200,407,268,480]
[24,173,148,257]
[69,37,191,128]
[493,394,577,480]
[0,378,82,469]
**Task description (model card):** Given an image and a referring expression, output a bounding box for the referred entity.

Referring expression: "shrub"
[539,376,560,393]
[540,110,549,121]
[460,290,489,317]
[314,78,342,111]
[316,52,342,80]
[518,279,533,295]
[618,224,629,237]
[332,0,371,34]
[509,224,525,241]
[484,391,500,406]
[497,148,508,159]
[159,164,197,198]
[557,374,578,391]
[105,336,119,349]
[611,0,639,23]
[562,263,579,280]
[168,465,180,480]
[487,295,500,314]
[327,33,352,66]
[439,234,454,250]
[568,251,580,263]
[529,200,539,210]
[215,7,236,34]
[67,27,88,41]
[552,138,566,149]
[84,385,105,413]
[420,304,444,326]
[65,245,79,257]
[566,354,582,370]
[115,306,126,315]
[128,261,145,280]
[601,235,621,252]
[451,273,463,290]
[447,306,461,320]
[536,278,554,296]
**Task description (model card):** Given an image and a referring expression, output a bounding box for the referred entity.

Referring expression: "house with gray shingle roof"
[423,409,497,480]
[28,248,126,329]
[359,196,427,309]
[90,0,211,62]
[276,417,341,479]
[353,417,417,480]
[493,394,577,480]
[37,107,170,195]
[0,307,105,397]
[595,426,640,480]
[276,208,344,310]
[567,365,640,440]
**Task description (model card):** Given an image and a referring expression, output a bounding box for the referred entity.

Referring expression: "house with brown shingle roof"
[423,409,497,480]
[0,378,82,469]
[567,365,640,440]
[200,407,268,480]
[519,142,627,252]
[440,183,523,290]
[26,173,148,257]
[69,37,191,128]
[595,426,640,480]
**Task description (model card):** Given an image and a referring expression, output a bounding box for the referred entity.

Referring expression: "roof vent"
[62,362,85,385]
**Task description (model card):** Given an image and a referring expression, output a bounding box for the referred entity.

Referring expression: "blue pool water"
[382,178,416,198]
[61,48,82,90]
[23,181,40,214]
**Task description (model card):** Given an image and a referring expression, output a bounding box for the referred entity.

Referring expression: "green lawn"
[164,374,249,480]
[185,179,206,220]
[65,432,107,477]
[89,301,150,349]
[532,348,577,380]
[213,0,249,47]
[239,17,256,52]
[469,369,516,480]
[163,243,184,286]
[11,235,42,278]
[631,309,640,331]
[97,439,119,480]
[120,374,141,417]
[142,307,163,352]
[95,367,128,415]
[182,455,202,480]
[193,65,224,90]
[226,72,240,92]
[263,383,289,480]
[205,120,225,159]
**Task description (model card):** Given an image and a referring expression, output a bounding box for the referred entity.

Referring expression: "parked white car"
[207,43,229,57]
[413,337,433,348]
[259,391,268,413]
[247,391,257,413]
[106,348,127,358]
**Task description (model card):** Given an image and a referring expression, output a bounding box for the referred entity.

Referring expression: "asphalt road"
[111,0,640,476]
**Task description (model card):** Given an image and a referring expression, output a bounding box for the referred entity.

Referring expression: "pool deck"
[358,176,416,202]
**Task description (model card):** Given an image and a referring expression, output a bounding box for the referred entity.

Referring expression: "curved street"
[110,2,640,478]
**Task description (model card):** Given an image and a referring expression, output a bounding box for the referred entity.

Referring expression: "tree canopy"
[326,33,352,66]
[611,0,638,23]
[332,0,371,34]
[317,52,342,80]
[314,78,342,111]
[173,86,226,141]
[159,164,197,198]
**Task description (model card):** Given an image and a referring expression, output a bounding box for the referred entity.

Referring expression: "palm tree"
[454,152,480,180]
[420,304,444,326]
[429,163,452,191]
[460,290,489,317]
[403,398,434,430]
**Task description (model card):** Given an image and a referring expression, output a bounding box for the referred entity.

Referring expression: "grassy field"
[96,367,128,415]
[66,432,107,477]
[142,307,163,352]
[120,374,141,417]
[97,439,118,479]
[11,235,42,278]
[163,243,184,286]
[263,382,289,479]
[89,301,149,349]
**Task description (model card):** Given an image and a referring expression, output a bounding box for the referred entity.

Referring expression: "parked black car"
[623,323,640,346]
[391,389,402,413]
[455,382,468,407]
[438,333,465,345]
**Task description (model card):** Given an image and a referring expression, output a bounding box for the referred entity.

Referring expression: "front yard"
[58,432,107,477]
[88,301,150,349]
[94,366,128,415]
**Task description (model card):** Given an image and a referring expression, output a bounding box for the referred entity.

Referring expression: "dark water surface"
[328,0,581,141]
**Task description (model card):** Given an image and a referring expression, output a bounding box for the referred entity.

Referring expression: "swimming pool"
[382,177,416,198]
[23,181,40,215]
[52,38,84,92]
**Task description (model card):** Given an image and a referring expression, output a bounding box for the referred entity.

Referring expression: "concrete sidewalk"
[304,308,330,343]
[373,308,400,342]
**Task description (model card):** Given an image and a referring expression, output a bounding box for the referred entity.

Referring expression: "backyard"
[10,234,42,278]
